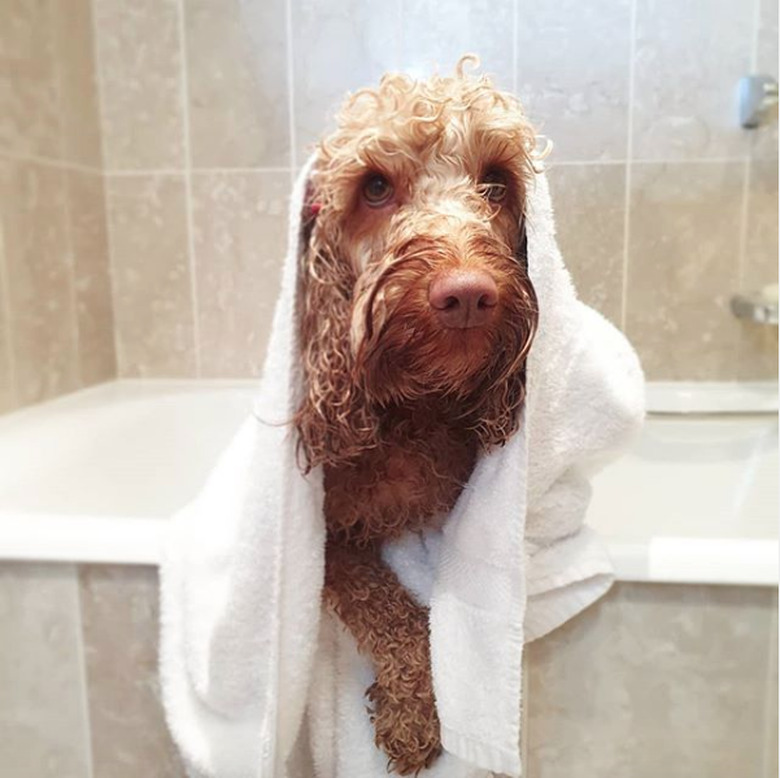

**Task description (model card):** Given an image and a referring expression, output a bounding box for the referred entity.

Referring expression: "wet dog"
[295,57,539,774]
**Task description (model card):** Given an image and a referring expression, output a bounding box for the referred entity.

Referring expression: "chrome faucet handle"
[731,287,779,326]
[739,75,779,128]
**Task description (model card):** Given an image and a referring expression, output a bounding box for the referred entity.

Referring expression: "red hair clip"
[310,202,322,217]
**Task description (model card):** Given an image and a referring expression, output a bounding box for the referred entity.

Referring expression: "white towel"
[159,156,645,778]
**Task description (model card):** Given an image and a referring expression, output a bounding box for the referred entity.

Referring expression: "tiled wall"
[0,562,776,777]
[0,0,777,413]
[92,0,292,379]
[0,0,116,414]
[90,0,778,384]
[524,583,778,778]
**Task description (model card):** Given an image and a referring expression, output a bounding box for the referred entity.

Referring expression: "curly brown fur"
[294,56,540,774]
[325,542,442,774]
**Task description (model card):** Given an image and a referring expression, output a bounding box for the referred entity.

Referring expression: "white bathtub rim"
[0,512,162,565]
[0,512,777,586]
[0,378,775,429]
[1,379,777,584]
[0,377,260,432]
[646,380,778,414]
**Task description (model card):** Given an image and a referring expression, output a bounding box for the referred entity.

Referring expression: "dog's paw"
[366,671,442,776]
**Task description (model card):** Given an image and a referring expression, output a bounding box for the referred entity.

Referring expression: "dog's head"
[296,58,540,469]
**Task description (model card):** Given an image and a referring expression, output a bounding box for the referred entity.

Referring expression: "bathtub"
[0,380,777,586]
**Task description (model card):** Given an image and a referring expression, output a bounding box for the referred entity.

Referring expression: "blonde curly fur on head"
[295,56,540,471]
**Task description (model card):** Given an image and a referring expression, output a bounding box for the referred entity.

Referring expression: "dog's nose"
[428,270,499,329]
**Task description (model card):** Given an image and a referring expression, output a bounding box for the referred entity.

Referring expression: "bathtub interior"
[0,380,776,541]
[591,411,779,541]
[0,382,257,518]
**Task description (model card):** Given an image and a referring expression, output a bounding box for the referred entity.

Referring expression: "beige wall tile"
[94,0,185,170]
[0,231,16,414]
[0,0,102,167]
[0,0,767,394]
[526,583,775,778]
[52,0,102,168]
[632,0,752,161]
[106,175,196,377]
[516,0,631,162]
[401,0,514,92]
[0,340,15,413]
[745,160,780,289]
[0,0,105,411]
[291,0,403,161]
[547,163,626,324]
[185,0,290,169]
[192,171,288,377]
[766,592,778,778]
[740,322,780,381]
[0,563,90,778]
[79,565,185,778]
[739,158,779,380]
[0,0,62,160]
[625,162,744,381]
[1,159,79,405]
[66,172,117,386]
[757,0,779,76]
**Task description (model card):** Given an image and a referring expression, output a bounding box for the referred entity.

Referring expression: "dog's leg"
[324,538,442,775]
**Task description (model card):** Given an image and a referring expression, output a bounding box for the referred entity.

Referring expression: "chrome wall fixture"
[739,74,779,128]
[731,289,779,325]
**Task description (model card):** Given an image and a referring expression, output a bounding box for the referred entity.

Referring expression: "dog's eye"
[362,173,394,207]
[480,169,508,203]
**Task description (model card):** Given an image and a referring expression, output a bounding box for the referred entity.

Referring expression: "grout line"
[760,591,778,778]
[103,168,188,177]
[738,158,753,291]
[176,0,202,378]
[89,0,121,381]
[0,150,103,176]
[72,564,95,778]
[100,174,123,379]
[0,218,18,408]
[547,159,626,167]
[88,0,107,175]
[191,166,293,175]
[398,0,405,67]
[103,166,294,177]
[544,157,751,168]
[50,2,83,394]
[631,157,751,165]
[97,159,755,175]
[284,0,297,174]
[62,164,84,392]
[620,0,638,333]
[739,0,763,294]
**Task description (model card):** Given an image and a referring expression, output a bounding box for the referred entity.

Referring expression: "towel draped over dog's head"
[159,61,645,778]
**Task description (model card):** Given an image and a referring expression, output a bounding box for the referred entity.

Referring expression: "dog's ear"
[293,186,377,472]
[299,180,319,253]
